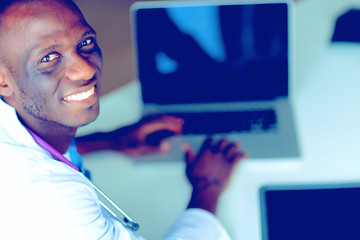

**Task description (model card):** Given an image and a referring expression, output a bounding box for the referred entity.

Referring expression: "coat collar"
[0,97,42,149]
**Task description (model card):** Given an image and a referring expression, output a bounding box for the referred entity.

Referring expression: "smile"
[64,87,95,101]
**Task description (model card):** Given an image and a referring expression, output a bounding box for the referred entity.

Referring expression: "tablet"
[260,183,360,240]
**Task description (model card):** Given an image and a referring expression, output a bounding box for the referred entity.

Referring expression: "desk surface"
[77,1,360,239]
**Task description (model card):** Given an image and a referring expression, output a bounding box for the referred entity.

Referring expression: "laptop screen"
[133,2,289,104]
[260,184,360,240]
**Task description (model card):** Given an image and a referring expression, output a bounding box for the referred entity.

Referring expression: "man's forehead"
[2,0,76,14]
[0,0,91,62]
[0,0,87,37]
[1,0,81,27]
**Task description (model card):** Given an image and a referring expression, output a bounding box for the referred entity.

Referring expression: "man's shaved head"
[0,0,103,139]
[0,0,28,13]
[0,0,79,14]
[0,0,83,83]
[0,0,81,62]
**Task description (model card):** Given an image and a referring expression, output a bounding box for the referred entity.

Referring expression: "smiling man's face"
[0,0,103,128]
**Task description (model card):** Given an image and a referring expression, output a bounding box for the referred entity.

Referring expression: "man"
[0,0,246,239]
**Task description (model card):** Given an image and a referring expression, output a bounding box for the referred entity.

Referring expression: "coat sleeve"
[162,208,232,240]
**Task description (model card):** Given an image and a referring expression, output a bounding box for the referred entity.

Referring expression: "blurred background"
[73,0,360,239]
[74,0,360,96]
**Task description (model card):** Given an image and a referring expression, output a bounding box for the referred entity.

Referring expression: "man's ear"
[0,67,13,97]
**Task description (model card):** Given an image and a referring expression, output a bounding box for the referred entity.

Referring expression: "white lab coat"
[0,98,231,240]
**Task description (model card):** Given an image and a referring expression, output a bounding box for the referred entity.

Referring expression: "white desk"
[77,1,360,239]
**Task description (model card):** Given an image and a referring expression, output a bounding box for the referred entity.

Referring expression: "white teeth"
[64,87,95,101]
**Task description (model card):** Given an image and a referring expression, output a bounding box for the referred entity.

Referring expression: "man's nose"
[65,53,97,81]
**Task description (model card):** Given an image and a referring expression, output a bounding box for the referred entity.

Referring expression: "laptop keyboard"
[167,109,277,134]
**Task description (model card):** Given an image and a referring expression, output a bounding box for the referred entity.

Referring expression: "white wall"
[295,0,360,91]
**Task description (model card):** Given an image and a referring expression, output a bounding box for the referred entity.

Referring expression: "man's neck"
[19,115,77,154]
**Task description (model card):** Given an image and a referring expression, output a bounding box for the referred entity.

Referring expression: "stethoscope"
[26,127,140,231]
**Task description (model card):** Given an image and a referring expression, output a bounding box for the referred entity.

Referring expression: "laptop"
[260,183,360,240]
[130,0,300,159]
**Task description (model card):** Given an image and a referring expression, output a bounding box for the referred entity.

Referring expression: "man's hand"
[76,115,184,156]
[183,138,247,214]
[110,114,184,156]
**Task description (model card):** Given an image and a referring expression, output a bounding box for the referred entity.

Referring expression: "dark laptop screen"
[261,185,360,240]
[134,3,289,104]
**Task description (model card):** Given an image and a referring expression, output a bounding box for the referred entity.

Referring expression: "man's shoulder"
[0,141,89,191]
[0,141,43,172]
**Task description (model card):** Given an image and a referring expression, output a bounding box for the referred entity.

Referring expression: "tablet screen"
[260,184,360,240]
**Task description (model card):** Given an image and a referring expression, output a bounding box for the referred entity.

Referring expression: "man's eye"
[40,53,60,63]
[79,37,96,50]
[81,38,93,46]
